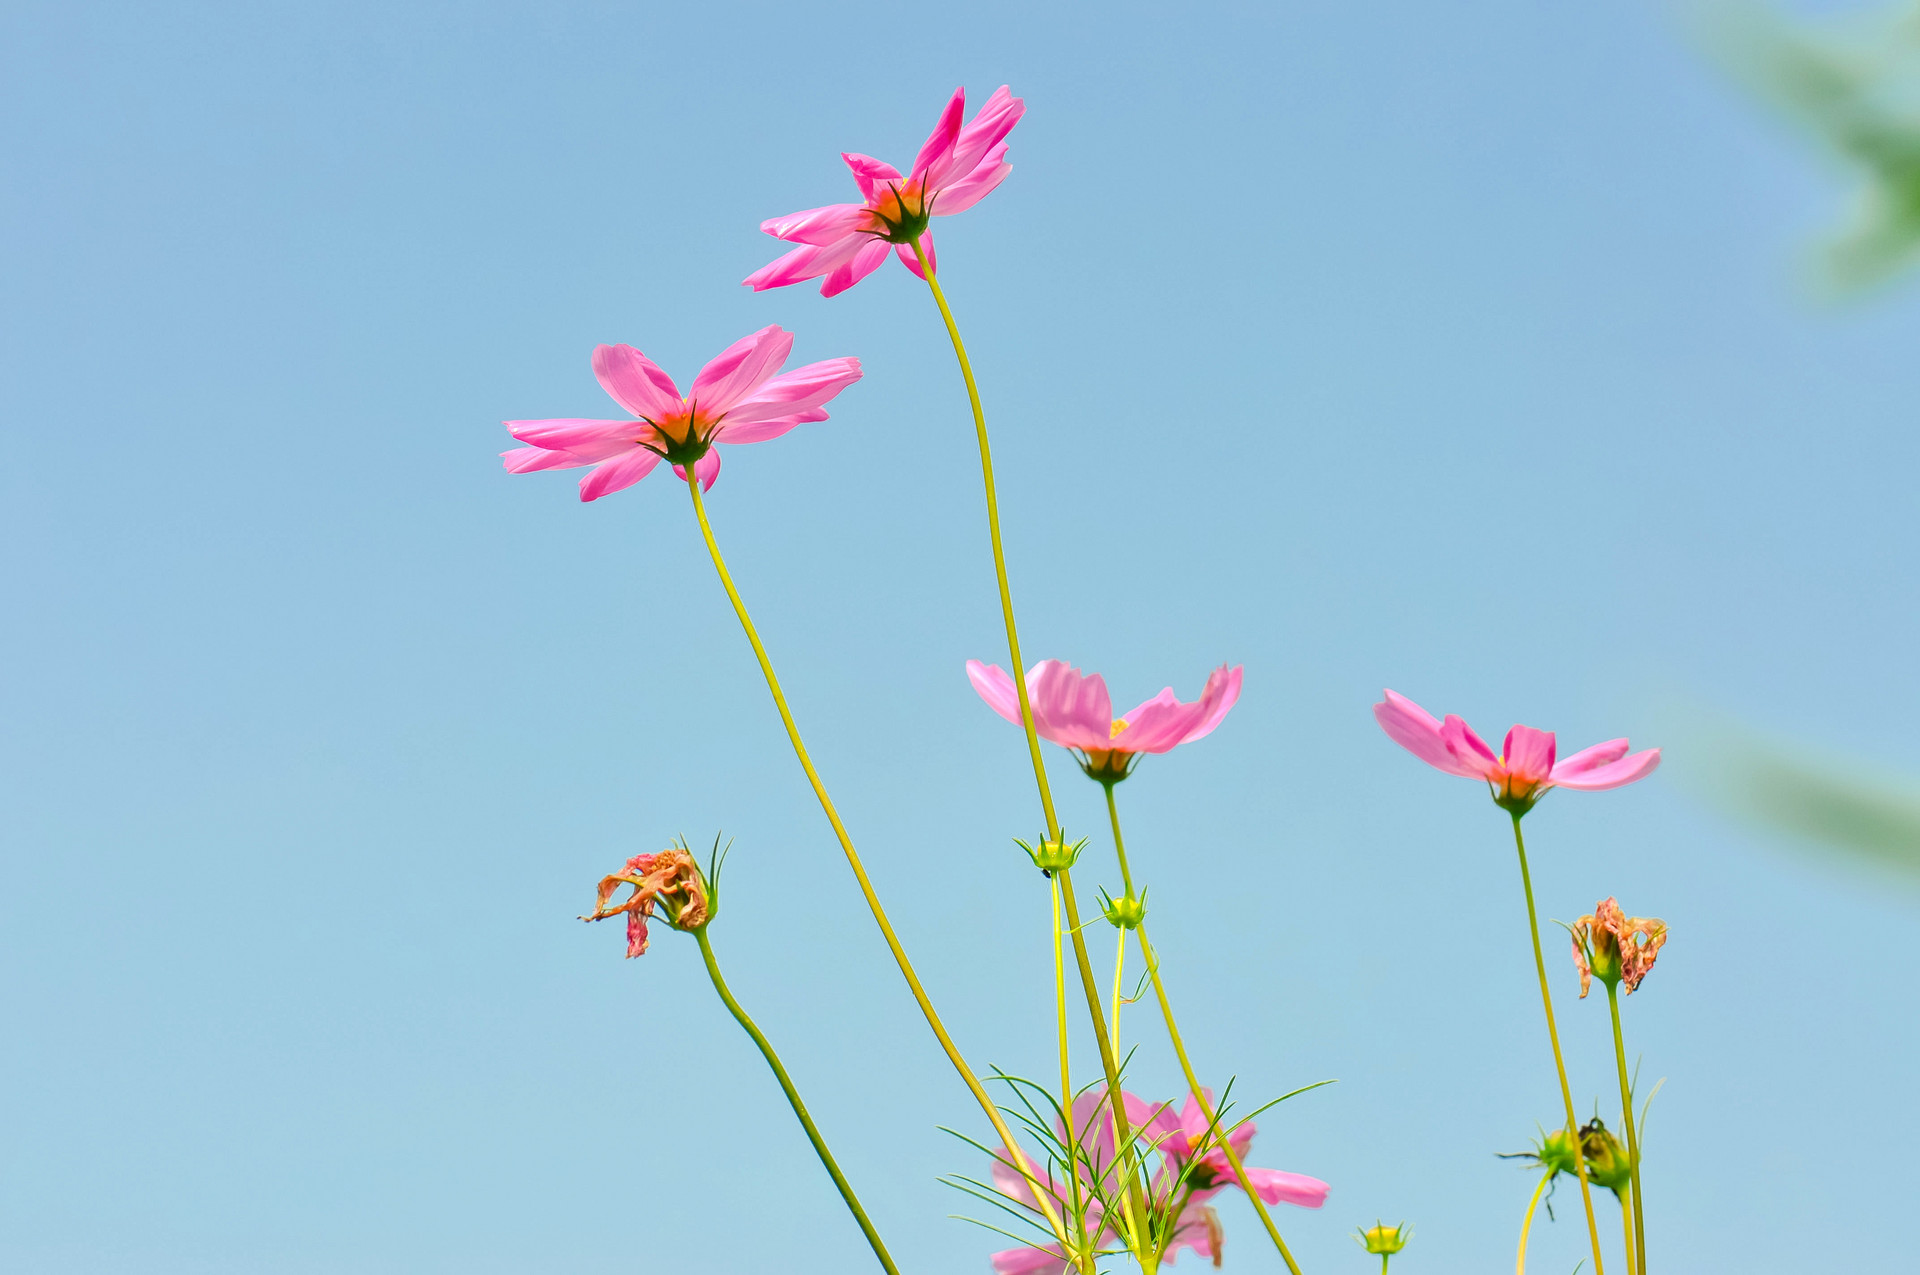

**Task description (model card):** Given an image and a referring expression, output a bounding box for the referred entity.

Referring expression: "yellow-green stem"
[1607,983,1648,1275]
[682,470,1067,1248]
[910,238,1146,1226]
[1108,926,1127,1062]
[1509,813,1605,1275]
[1052,879,1095,1275]
[1620,1185,1637,1275]
[1105,782,1304,1275]
[1516,1171,1550,1275]
[694,927,899,1275]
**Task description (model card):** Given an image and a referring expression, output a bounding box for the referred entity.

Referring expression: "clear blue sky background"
[4,1,1915,1272]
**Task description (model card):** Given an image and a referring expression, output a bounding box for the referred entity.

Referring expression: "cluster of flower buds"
[1570,896,1668,996]
[581,844,713,957]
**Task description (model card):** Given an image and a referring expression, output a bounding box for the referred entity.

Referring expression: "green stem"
[1107,783,1305,1275]
[910,239,1147,1231]
[1607,983,1648,1275]
[694,927,899,1275]
[1381,1255,1390,1275]
[681,470,1068,1249]
[1052,879,1095,1275]
[1620,1184,1637,1275]
[1516,1171,1550,1275]
[1509,813,1606,1275]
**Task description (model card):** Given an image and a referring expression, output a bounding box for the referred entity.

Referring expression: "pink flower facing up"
[501,326,861,501]
[744,85,1025,297]
[967,659,1243,783]
[1372,690,1661,815]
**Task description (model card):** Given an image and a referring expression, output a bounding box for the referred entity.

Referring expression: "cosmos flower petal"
[1374,690,1485,778]
[671,449,721,492]
[505,418,640,452]
[841,151,905,203]
[1237,1167,1331,1209]
[1027,660,1116,750]
[722,357,863,425]
[759,202,871,245]
[930,86,1024,189]
[689,325,794,417]
[715,407,829,446]
[1552,738,1631,780]
[743,235,867,291]
[1440,715,1502,779]
[1501,725,1557,787]
[578,448,662,502]
[591,344,682,420]
[908,85,967,183]
[935,152,1013,216]
[502,445,590,473]
[895,231,936,278]
[1552,747,1661,791]
[819,239,892,298]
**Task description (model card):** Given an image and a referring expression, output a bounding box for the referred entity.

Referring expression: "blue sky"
[3,1,1916,1272]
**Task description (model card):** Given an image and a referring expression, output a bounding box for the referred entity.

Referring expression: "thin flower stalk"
[1104,782,1310,1275]
[1509,814,1607,1275]
[1515,1171,1551,1275]
[910,235,1149,1218]
[1608,984,1648,1275]
[678,469,1069,1248]
[694,925,901,1275]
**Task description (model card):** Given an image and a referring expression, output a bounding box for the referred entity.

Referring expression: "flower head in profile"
[1372,689,1660,814]
[1124,1089,1332,1214]
[745,85,1025,297]
[1571,897,1669,997]
[582,845,711,957]
[967,660,1243,783]
[502,326,861,501]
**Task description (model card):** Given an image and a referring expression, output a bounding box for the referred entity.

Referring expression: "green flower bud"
[1579,1118,1633,1194]
[1014,834,1086,875]
[1099,886,1147,930]
[1354,1221,1411,1255]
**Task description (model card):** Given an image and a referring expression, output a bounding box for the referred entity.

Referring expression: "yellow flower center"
[1109,718,1129,739]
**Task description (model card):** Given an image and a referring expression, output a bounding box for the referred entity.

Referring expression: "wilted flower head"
[1373,689,1660,814]
[1355,1221,1411,1256]
[968,659,1242,783]
[1571,897,1669,997]
[1578,1118,1633,1195]
[582,846,711,957]
[745,85,1025,296]
[502,326,861,501]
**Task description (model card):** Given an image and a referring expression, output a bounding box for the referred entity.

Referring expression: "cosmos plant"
[502,84,1675,1275]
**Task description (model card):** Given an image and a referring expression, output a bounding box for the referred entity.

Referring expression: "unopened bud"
[1579,1118,1633,1194]
[1099,886,1147,930]
[1015,834,1086,875]
[1355,1222,1411,1256]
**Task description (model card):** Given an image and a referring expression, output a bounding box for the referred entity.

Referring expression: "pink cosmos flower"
[966,659,1242,782]
[1124,1090,1331,1213]
[1372,690,1660,813]
[501,326,861,501]
[744,85,1025,297]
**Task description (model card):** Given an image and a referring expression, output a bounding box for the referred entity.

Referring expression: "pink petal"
[895,231,936,279]
[908,86,967,183]
[624,910,649,958]
[689,326,794,417]
[505,417,640,453]
[966,660,1025,727]
[928,85,1024,189]
[989,1245,1075,1275]
[819,239,891,298]
[590,345,682,421]
[1552,747,1661,791]
[1501,725,1558,787]
[671,449,721,492]
[934,149,1012,216]
[577,448,661,502]
[841,152,904,203]
[1109,687,1192,753]
[1373,691,1484,778]
[1440,715,1502,780]
[721,356,863,425]
[1552,738,1631,780]
[1237,1167,1330,1209]
[715,407,829,446]
[758,202,871,245]
[1027,660,1116,750]
[502,445,588,473]
[742,234,867,292]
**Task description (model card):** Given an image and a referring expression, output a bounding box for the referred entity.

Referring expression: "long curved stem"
[1107,784,1305,1275]
[682,471,1067,1247]
[1509,814,1605,1275]
[1607,984,1648,1275]
[910,240,1145,1218]
[694,927,899,1275]
[1516,1171,1550,1275]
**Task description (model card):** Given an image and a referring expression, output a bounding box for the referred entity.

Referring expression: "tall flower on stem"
[745,84,1146,1237]
[509,333,1070,1252]
[1375,689,1663,1275]
[968,656,1314,1274]
[1573,899,1669,1275]
[501,326,861,500]
[745,85,1024,297]
[582,837,899,1274]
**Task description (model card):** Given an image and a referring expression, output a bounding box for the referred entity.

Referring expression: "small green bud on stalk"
[1014,833,1087,876]
[1355,1221,1411,1255]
